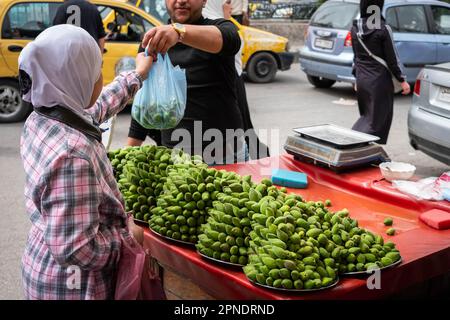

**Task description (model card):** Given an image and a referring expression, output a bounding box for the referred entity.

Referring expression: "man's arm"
[143,25,222,54]
[142,20,241,56]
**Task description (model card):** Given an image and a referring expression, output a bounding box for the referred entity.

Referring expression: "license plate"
[438,87,450,104]
[314,38,334,50]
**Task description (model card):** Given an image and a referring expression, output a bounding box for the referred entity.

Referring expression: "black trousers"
[128,117,162,145]
[236,75,270,159]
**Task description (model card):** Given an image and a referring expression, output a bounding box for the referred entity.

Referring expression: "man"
[230,0,249,25]
[128,0,245,164]
[202,0,270,160]
[53,0,106,52]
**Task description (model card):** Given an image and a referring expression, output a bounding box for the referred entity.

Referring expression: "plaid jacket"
[20,71,142,300]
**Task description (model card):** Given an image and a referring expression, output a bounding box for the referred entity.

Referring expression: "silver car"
[300,0,450,88]
[408,63,450,165]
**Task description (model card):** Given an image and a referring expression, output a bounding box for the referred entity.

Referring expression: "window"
[431,6,450,35]
[310,2,359,30]
[98,6,154,42]
[396,5,428,33]
[385,7,399,32]
[2,2,61,39]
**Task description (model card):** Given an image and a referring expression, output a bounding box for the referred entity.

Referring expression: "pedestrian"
[203,0,270,159]
[229,0,249,25]
[19,24,153,299]
[128,0,245,165]
[351,0,410,144]
[53,0,106,53]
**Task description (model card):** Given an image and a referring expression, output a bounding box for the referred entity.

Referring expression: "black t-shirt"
[137,17,243,154]
[53,0,106,43]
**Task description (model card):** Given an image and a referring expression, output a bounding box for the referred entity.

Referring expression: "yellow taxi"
[130,0,293,83]
[0,0,292,123]
[0,0,162,122]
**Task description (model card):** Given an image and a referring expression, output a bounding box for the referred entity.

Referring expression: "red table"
[143,155,450,299]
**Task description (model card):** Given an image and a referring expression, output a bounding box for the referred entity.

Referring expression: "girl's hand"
[128,218,144,245]
[401,81,411,95]
[135,52,153,80]
[353,83,357,92]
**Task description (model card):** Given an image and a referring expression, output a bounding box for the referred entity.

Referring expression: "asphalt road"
[0,64,448,300]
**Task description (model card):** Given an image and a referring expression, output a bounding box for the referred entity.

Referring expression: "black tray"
[247,276,339,293]
[197,251,244,268]
[149,228,196,247]
[342,258,403,276]
[133,218,148,225]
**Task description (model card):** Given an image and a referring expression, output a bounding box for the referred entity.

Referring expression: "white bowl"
[379,162,416,182]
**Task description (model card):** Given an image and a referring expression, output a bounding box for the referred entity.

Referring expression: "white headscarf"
[18,24,102,115]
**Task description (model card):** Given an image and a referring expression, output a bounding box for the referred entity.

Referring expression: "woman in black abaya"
[351,0,410,144]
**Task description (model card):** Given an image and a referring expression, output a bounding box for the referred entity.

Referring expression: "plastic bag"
[115,232,146,300]
[139,250,167,300]
[132,53,187,129]
[392,171,450,201]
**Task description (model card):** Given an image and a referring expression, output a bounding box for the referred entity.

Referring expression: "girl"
[19,24,152,299]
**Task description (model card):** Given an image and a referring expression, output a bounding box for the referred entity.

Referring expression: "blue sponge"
[271,169,308,189]
[443,189,450,202]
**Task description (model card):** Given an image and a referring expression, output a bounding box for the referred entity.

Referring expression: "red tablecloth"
[143,155,450,299]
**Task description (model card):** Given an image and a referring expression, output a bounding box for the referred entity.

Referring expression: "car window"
[98,5,155,42]
[2,2,61,39]
[310,2,359,30]
[385,7,399,32]
[396,5,428,33]
[431,6,450,35]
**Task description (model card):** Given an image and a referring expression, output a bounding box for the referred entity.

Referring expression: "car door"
[96,4,156,84]
[0,1,61,77]
[384,4,437,82]
[429,5,450,63]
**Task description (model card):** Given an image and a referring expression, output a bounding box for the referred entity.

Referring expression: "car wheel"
[307,75,336,89]
[0,79,31,123]
[246,52,278,83]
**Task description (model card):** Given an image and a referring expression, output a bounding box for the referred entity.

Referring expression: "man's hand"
[142,25,179,55]
[223,1,232,19]
[135,52,153,80]
[401,81,411,95]
[242,11,250,26]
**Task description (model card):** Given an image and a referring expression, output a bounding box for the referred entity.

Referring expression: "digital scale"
[284,124,390,172]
